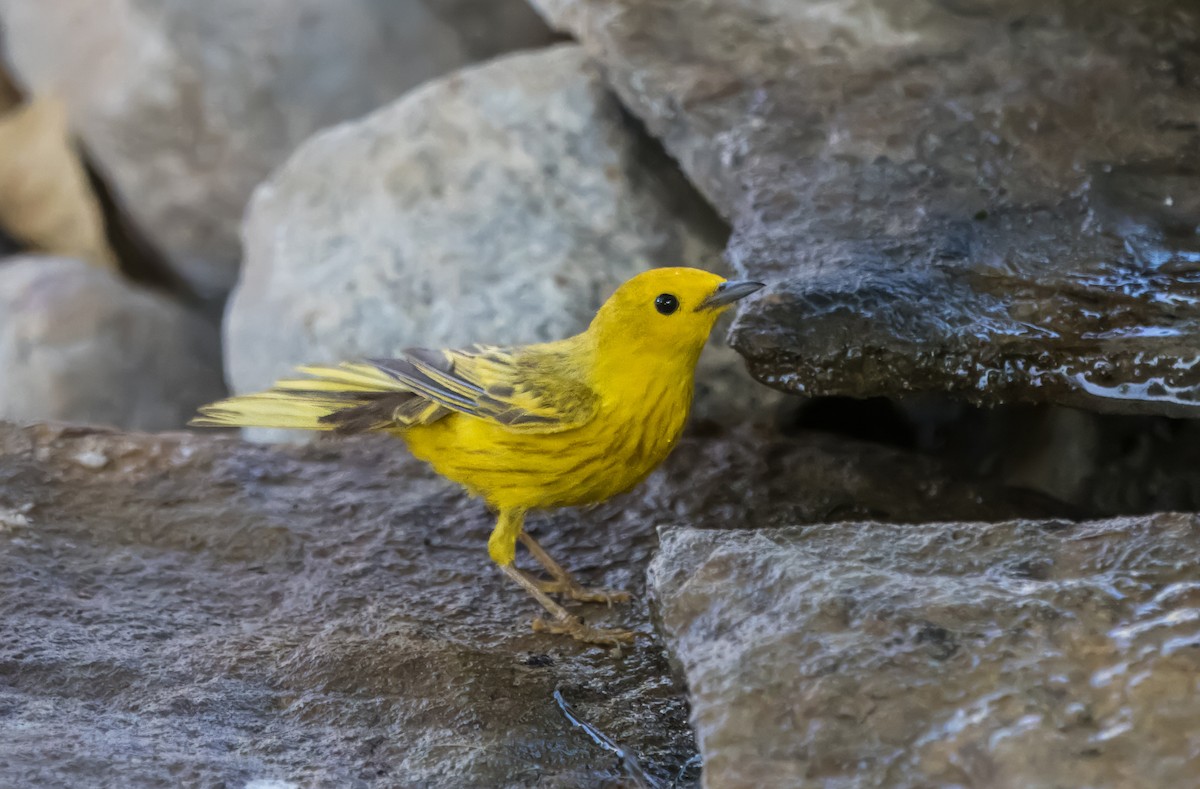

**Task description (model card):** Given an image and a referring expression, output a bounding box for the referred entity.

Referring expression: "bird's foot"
[534,578,633,606]
[532,613,636,647]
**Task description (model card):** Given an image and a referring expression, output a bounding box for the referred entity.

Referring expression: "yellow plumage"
[192,361,430,430]
[192,267,763,645]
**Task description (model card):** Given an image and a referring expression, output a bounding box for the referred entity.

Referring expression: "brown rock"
[650,517,1200,788]
[0,422,1060,786]
[531,0,1200,417]
[0,97,116,269]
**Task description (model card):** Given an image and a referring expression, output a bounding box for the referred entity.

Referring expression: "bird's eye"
[655,293,679,315]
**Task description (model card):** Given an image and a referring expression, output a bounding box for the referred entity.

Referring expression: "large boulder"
[0,0,554,295]
[0,256,224,429]
[650,517,1200,788]
[532,0,1200,417]
[0,422,1063,786]
[229,44,768,428]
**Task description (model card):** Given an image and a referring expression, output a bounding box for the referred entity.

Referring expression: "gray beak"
[697,279,765,311]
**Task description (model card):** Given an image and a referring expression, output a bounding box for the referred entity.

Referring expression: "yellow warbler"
[192,267,764,645]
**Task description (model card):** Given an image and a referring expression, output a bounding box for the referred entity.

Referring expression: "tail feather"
[278,363,406,392]
[190,391,354,431]
[189,362,440,433]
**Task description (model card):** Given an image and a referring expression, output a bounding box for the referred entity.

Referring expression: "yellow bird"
[191,267,764,645]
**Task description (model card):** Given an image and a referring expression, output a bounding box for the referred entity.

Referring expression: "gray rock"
[0,422,1061,786]
[0,0,554,295]
[650,517,1200,788]
[0,256,224,429]
[531,0,1200,417]
[229,44,770,431]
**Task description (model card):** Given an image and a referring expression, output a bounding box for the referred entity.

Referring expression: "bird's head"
[587,267,764,364]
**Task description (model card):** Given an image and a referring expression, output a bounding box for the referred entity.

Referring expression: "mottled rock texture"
[532,0,1200,417]
[650,518,1200,788]
[229,45,766,428]
[0,422,1062,786]
[0,0,554,294]
[0,256,224,429]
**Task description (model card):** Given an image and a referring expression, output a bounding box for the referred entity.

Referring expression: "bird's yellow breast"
[400,372,693,512]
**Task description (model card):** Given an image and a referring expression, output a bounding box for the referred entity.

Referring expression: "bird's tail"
[190,362,423,432]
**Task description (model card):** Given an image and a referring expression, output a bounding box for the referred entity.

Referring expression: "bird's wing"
[365,344,599,433]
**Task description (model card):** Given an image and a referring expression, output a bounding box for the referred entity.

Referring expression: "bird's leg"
[499,564,634,647]
[489,508,634,647]
[518,532,632,606]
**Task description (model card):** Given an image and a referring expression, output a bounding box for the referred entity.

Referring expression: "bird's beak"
[697,279,765,311]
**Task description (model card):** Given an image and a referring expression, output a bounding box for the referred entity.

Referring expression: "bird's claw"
[532,615,636,646]
[534,579,633,606]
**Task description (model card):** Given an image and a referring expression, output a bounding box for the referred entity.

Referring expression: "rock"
[0,0,555,295]
[0,256,224,430]
[229,44,768,430]
[650,517,1200,788]
[0,97,118,270]
[0,421,1061,786]
[531,0,1200,417]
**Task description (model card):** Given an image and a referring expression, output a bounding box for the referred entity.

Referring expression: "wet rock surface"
[532,0,1200,417]
[0,256,224,430]
[230,44,768,428]
[0,422,1062,786]
[0,0,554,294]
[650,517,1200,788]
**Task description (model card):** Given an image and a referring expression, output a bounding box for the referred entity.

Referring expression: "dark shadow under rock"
[0,226,20,257]
[532,0,1200,417]
[789,395,1200,518]
[0,422,1063,786]
[905,401,1200,516]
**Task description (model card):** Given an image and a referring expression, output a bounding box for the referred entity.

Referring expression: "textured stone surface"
[0,0,554,294]
[650,518,1200,788]
[0,257,224,430]
[532,0,1200,417]
[0,421,1062,786]
[230,44,766,428]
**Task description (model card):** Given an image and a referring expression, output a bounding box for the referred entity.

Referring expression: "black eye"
[655,293,679,315]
